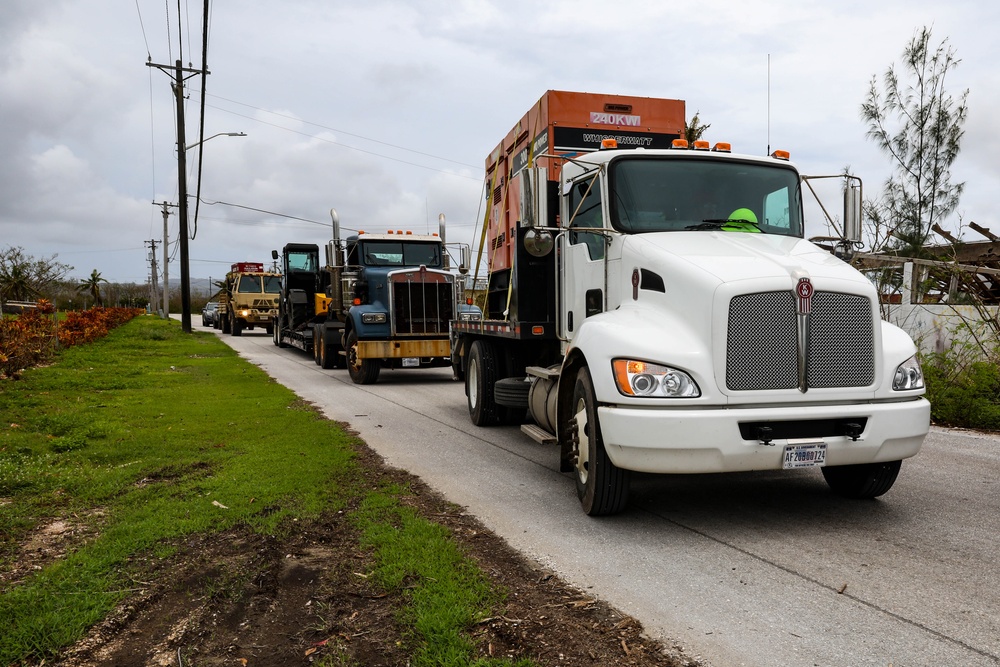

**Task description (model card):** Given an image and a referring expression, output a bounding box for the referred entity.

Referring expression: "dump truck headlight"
[612,359,700,398]
[892,355,924,390]
[361,312,387,324]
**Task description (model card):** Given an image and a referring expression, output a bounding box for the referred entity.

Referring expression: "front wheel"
[346,330,380,384]
[822,460,902,499]
[231,316,242,336]
[571,366,630,516]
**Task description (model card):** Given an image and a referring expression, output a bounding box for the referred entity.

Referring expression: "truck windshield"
[264,276,281,293]
[237,275,262,293]
[608,157,803,237]
[286,251,317,271]
[361,241,441,267]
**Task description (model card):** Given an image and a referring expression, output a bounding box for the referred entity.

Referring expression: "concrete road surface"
[207,326,1000,667]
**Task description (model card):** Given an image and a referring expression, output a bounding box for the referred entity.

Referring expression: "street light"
[186,131,246,151]
[175,129,246,332]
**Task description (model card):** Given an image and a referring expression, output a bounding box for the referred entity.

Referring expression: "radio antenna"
[767,53,771,156]
[766,53,771,156]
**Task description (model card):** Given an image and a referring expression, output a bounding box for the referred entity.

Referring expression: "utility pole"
[145,239,159,311]
[154,201,177,319]
[147,59,208,333]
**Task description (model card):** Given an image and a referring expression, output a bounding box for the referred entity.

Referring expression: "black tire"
[319,337,338,370]
[273,319,287,348]
[231,316,242,336]
[346,330,380,384]
[494,377,530,408]
[221,313,231,334]
[571,366,630,516]
[265,325,273,336]
[822,460,902,499]
[313,329,323,365]
[467,340,519,426]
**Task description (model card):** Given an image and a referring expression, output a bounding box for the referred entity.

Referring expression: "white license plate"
[782,441,827,469]
[402,358,419,368]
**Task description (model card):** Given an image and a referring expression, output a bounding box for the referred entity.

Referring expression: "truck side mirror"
[460,246,471,275]
[518,167,548,228]
[843,178,862,244]
[271,249,279,260]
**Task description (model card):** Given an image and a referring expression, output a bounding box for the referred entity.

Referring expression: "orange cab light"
[693,140,710,151]
[531,326,544,335]
[396,230,403,235]
[406,230,413,235]
[671,139,689,149]
[352,298,361,306]
[712,142,732,153]
[466,297,473,305]
[600,138,618,149]
[771,149,791,160]
[359,230,366,235]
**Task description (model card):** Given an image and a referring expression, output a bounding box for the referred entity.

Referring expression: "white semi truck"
[449,90,930,515]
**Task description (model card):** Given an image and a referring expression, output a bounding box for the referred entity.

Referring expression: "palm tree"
[78,269,108,307]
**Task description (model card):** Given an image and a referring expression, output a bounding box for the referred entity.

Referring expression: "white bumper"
[597,398,930,473]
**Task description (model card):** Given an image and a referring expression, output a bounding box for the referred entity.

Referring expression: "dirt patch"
[41,444,703,667]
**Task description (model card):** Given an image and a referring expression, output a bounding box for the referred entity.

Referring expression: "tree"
[78,269,108,308]
[860,27,968,253]
[684,112,711,144]
[0,246,73,303]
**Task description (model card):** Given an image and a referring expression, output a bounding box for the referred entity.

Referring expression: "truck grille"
[726,291,874,391]
[391,275,454,335]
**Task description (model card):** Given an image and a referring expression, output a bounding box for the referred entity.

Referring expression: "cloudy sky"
[2,0,998,287]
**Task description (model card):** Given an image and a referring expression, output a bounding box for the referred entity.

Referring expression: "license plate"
[782,441,827,469]
[402,358,419,368]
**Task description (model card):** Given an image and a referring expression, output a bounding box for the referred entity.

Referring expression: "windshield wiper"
[686,218,762,231]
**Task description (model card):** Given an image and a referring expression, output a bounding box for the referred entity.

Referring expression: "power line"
[202,92,479,169]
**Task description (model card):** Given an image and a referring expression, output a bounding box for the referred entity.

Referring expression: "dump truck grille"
[726,291,875,391]
[391,275,455,335]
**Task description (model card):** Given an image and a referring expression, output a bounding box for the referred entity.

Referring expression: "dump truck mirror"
[518,167,547,228]
[843,178,862,244]
[271,249,278,260]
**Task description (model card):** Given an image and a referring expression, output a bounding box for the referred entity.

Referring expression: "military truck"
[219,262,281,336]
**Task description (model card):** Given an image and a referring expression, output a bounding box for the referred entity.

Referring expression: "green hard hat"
[729,208,758,223]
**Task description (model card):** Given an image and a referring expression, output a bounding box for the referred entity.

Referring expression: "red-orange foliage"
[0,304,144,379]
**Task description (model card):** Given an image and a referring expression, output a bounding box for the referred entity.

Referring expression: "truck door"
[559,172,607,341]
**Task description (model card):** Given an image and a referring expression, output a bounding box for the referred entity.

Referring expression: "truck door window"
[237,275,262,293]
[569,177,605,260]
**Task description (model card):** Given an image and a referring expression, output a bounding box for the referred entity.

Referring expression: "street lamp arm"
[185,132,246,151]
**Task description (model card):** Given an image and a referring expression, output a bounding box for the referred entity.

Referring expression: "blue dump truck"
[272,210,475,384]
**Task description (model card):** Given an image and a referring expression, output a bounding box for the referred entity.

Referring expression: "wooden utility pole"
[154,201,177,319]
[147,59,206,332]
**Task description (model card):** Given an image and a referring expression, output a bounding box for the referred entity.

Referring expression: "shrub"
[0,304,143,379]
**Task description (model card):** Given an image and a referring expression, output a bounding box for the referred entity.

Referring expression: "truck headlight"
[892,355,925,390]
[239,309,250,317]
[361,312,387,324]
[612,359,700,398]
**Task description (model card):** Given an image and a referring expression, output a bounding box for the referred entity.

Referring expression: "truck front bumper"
[597,398,930,473]
[357,339,450,359]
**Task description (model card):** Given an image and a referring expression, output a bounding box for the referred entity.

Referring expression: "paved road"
[208,326,1000,667]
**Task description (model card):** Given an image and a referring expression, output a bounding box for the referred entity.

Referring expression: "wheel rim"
[348,337,361,372]
[468,357,480,409]
[574,396,590,485]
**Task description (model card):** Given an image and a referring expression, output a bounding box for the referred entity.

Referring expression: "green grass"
[0,316,533,665]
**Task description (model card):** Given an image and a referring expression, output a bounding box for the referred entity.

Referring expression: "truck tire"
[231,316,243,336]
[821,460,902,499]
[221,313,231,334]
[467,340,518,426]
[572,366,630,516]
[313,329,322,365]
[346,330,380,384]
[494,377,530,408]
[319,341,342,370]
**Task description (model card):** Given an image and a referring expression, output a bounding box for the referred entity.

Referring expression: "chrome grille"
[391,277,454,335]
[726,291,874,391]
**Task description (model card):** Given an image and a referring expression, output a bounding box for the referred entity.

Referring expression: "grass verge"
[0,315,531,665]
